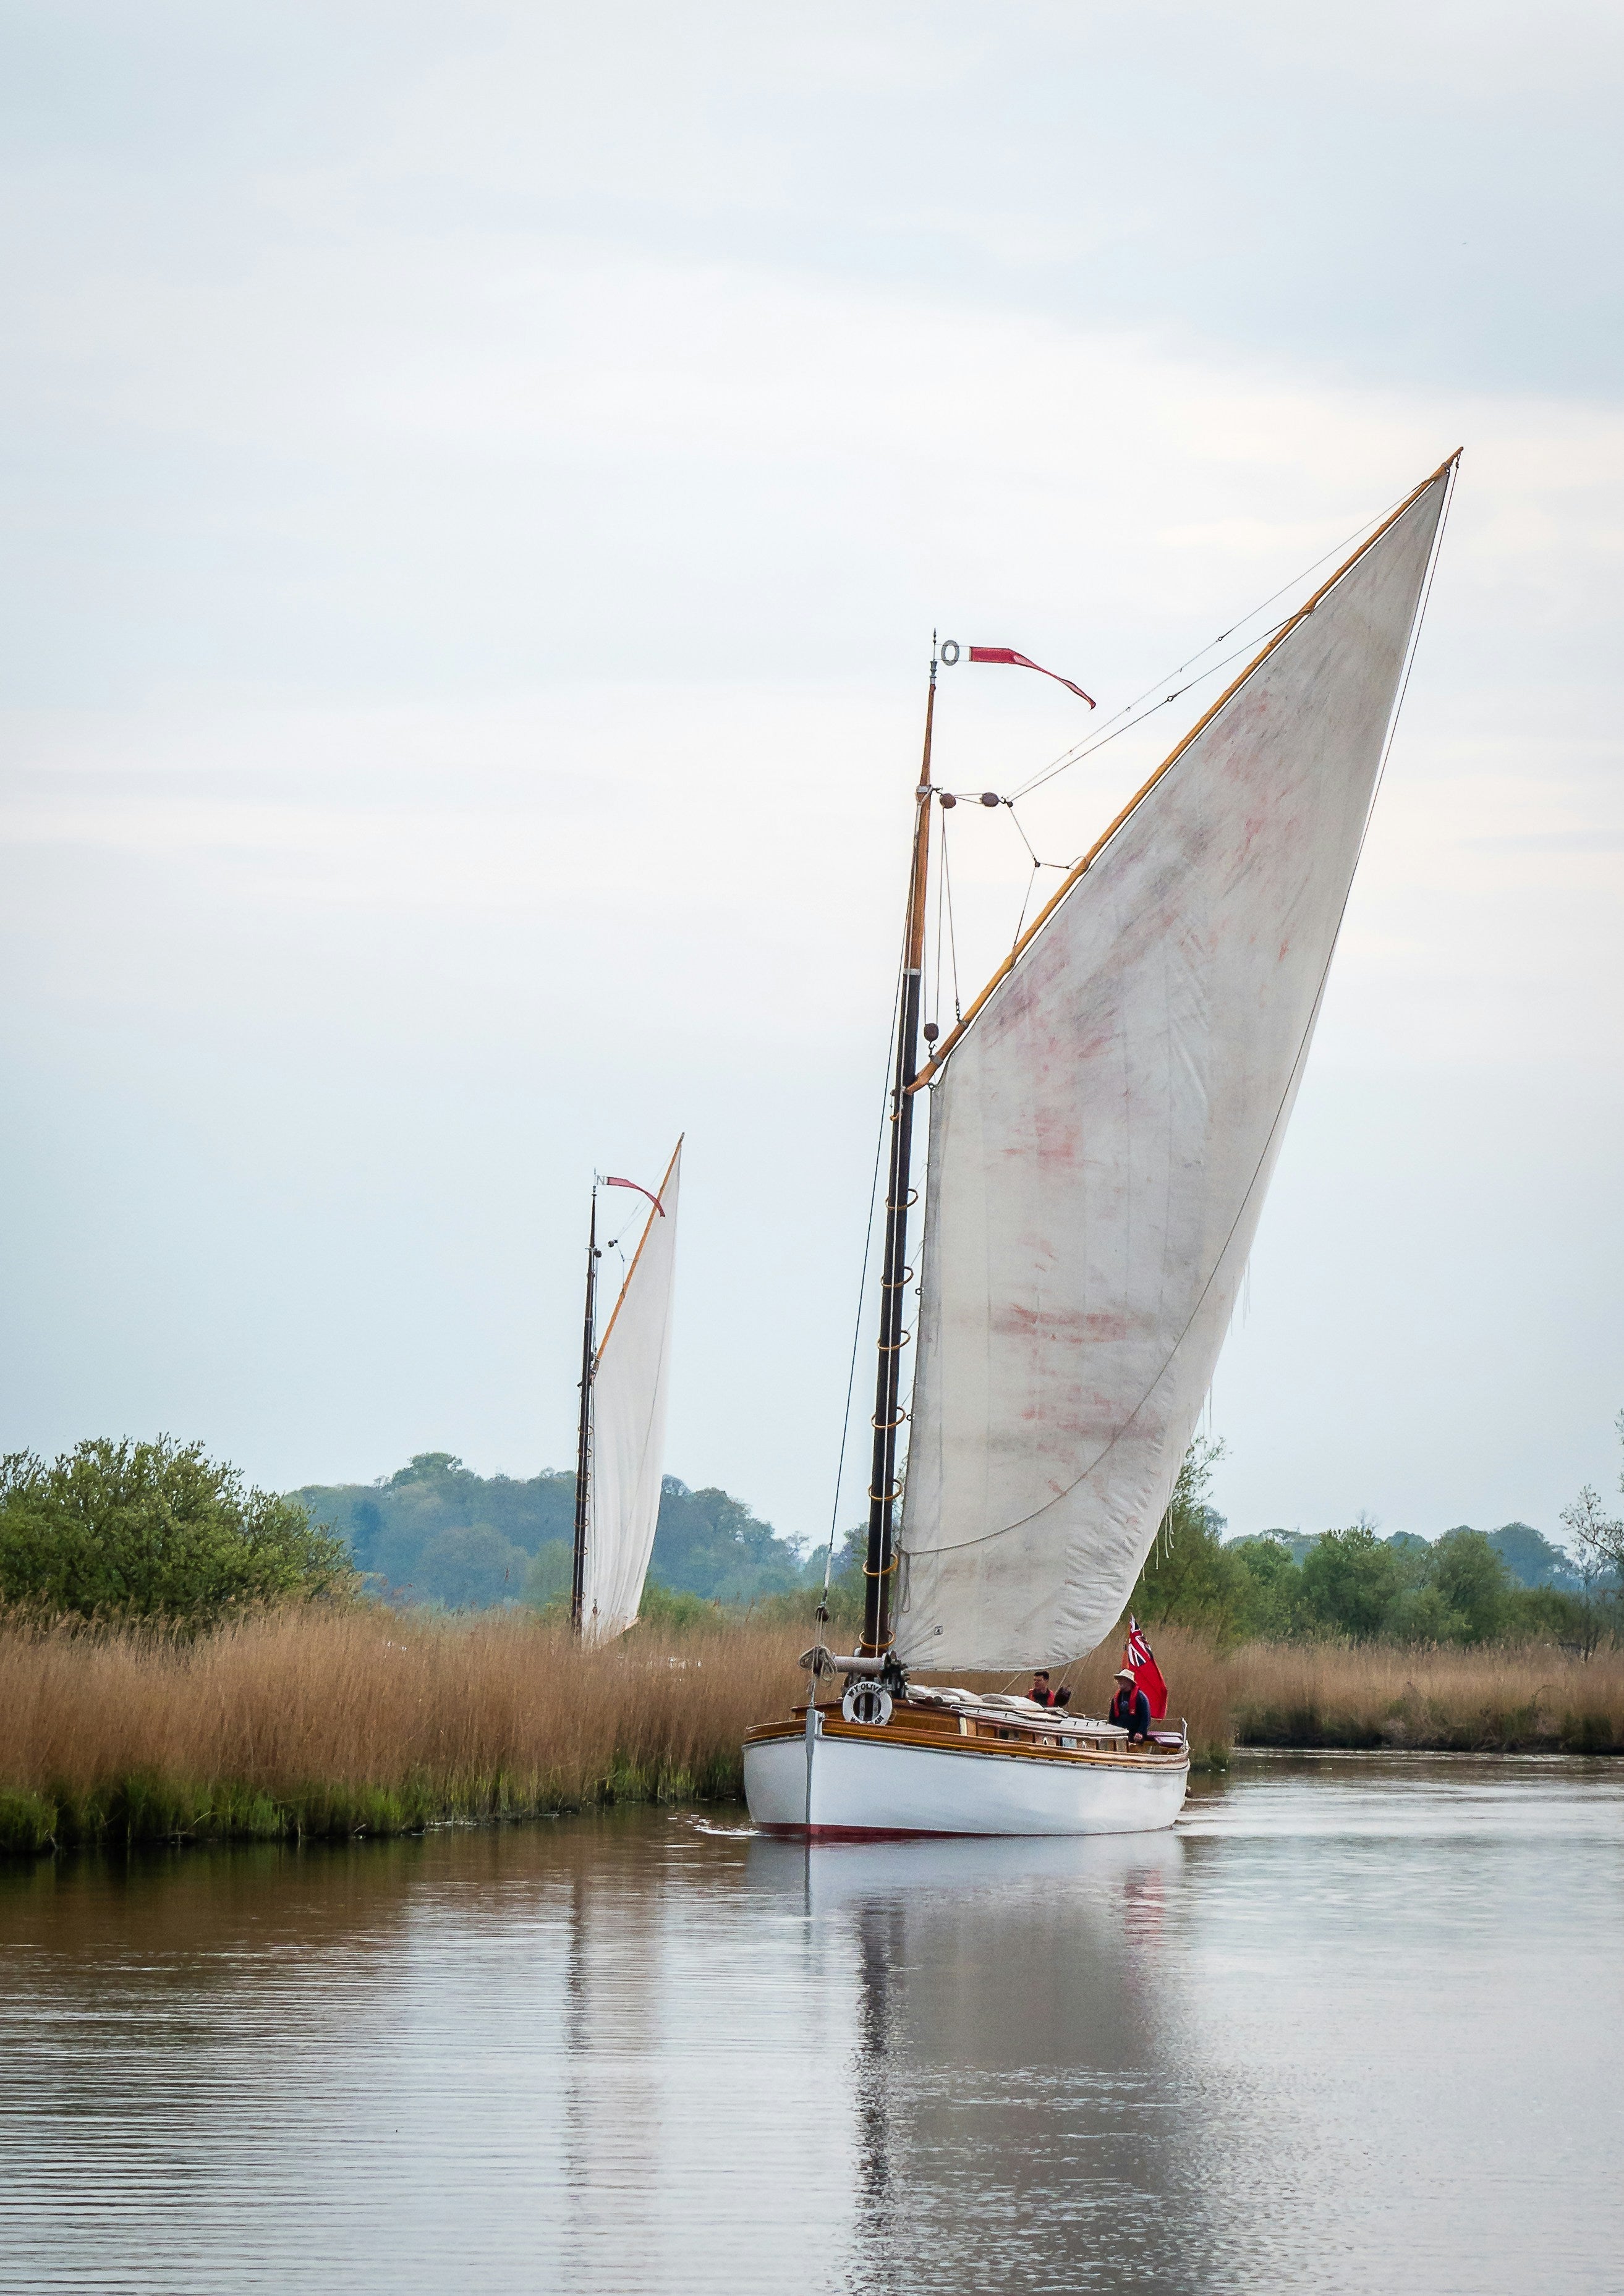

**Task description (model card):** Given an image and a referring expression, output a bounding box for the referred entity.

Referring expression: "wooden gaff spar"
[570,1140,683,1645]
[744,455,1458,1836]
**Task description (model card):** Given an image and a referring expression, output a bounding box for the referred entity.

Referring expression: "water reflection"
[750,1830,1202,2295]
[1,1759,1620,2295]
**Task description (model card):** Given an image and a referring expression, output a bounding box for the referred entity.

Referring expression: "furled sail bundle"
[582,1140,682,1643]
[895,472,1449,1670]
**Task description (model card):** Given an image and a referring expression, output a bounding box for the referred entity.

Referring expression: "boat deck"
[746,1695,1188,1775]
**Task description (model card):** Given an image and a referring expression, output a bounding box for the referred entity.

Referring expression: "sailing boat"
[744,455,1457,1836]
[570,1140,683,1644]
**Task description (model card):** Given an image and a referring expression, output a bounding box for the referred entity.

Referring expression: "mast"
[859,646,937,1659]
[571,1182,599,1636]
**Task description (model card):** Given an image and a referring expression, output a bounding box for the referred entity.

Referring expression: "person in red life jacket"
[1029,1670,1052,1706]
[1110,1667,1152,1743]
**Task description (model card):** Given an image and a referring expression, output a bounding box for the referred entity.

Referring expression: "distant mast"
[570,1184,599,1637]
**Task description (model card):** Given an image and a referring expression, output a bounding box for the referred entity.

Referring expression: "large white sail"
[583,1140,682,1644]
[895,473,1448,1671]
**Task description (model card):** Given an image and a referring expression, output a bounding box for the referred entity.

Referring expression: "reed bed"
[1220,1635,1624,1755]
[3,1607,1620,1858]
[0,1603,806,1855]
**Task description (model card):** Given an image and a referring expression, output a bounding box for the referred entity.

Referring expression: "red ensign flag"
[1124,1617,1169,1720]
[967,646,1095,708]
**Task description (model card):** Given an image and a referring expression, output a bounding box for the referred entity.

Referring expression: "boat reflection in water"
[746,1827,1201,2295]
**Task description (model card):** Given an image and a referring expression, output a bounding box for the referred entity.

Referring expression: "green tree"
[1429,1527,1513,1643]
[1128,1439,1251,1642]
[0,1437,352,1620]
[1506,1583,1608,1655]
[410,1523,529,1609]
[1230,1536,1306,1638]
[648,1480,807,1601]
[1298,1524,1414,1640]
[1558,1413,1624,1595]
[1483,1521,1583,1591]
[1382,1580,1466,1644]
[523,1539,574,1612]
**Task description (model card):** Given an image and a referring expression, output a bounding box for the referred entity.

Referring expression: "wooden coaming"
[744,1701,1188,1775]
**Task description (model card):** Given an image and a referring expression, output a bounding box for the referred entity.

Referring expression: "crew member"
[1029,1670,1052,1706]
[1110,1666,1152,1743]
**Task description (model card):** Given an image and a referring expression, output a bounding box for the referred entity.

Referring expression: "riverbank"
[2,1609,1620,1855]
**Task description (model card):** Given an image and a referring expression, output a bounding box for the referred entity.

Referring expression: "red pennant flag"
[1124,1616,1169,1720]
[967,646,1095,708]
[605,1176,666,1217]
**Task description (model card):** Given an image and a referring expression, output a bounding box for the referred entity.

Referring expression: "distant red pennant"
[968,646,1095,708]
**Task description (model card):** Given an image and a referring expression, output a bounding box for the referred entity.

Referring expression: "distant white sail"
[895,475,1448,1670]
[584,1141,682,1644]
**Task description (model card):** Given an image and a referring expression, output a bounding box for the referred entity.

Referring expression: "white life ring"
[841,1682,893,1727]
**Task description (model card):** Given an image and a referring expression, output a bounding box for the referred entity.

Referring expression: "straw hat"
[1115,1666,1136,1681]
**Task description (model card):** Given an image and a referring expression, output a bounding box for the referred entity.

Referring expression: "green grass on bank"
[0,1752,746,1859]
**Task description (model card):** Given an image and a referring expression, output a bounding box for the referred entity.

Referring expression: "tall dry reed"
[0,1603,807,1853]
[1220,1635,1624,1753]
[4,1605,1620,1858]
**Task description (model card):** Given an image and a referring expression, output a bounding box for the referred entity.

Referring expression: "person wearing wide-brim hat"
[1109,1666,1152,1744]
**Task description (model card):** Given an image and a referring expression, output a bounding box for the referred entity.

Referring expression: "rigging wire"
[997,796,1076,951]
[938,483,1434,968]
[1006,804,1042,869]
[1007,611,1297,801]
[939,810,964,1023]
[1005,488,1415,806]
[930,795,947,1036]
[818,941,908,1611]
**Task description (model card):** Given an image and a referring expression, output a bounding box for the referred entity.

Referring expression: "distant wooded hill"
[294,1451,1592,1624]
[1230,1521,1584,1591]
[292,1452,815,1612]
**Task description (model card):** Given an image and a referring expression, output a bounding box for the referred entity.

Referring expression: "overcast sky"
[2,1,1621,1550]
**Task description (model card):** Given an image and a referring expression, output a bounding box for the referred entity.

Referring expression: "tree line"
[1129,1435,1623,1653]
[293,1452,814,1612]
[2,1420,1620,1642]
[0,1441,815,1619]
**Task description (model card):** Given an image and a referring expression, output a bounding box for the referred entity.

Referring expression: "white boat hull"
[744,1720,1188,1838]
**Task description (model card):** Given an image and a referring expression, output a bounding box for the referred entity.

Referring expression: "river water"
[1,1754,1619,2295]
